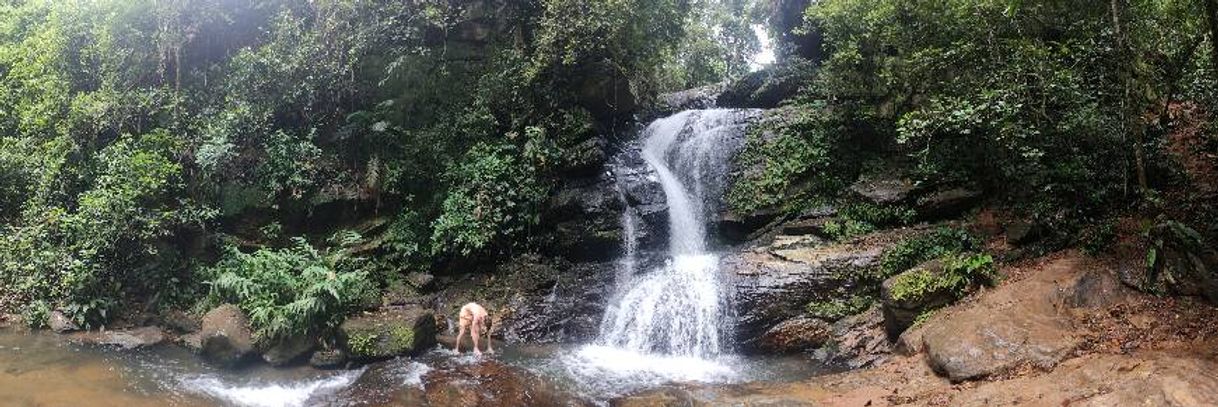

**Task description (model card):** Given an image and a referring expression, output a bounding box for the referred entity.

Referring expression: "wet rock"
[179,331,203,352]
[309,349,348,369]
[262,335,316,367]
[755,316,831,353]
[69,326,166,350]
[651,83,725,118]
[341,306,437,360]
[495,259,616,344]
[880,259,957,339]
[915,187,983,220]
[613,387,697,407]
[48,311,78,334]
[200,304,256,367]
[333,358,593,407]
[543,174,626,262]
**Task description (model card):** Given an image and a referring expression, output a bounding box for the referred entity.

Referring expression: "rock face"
[492,259,616,344]
[48,311,79,334]
[880,259,957,339]
[756,316,831,353]
[341,306,437,360]
[650,83,725,119]
[69,326,166,350]
[728,229,916,351]
[199,304,256,367]
[543,174,627,262]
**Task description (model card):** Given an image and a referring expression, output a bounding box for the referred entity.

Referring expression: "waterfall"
[596,109,755,358]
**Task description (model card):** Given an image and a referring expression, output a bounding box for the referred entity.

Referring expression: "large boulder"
[919,257,1087,381]
[880,259,958,339]
[340,306,437,360]
[200,304,256,367]
[308,349,348,369]
[650,83,725,119]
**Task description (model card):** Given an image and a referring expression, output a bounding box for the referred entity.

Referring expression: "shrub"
[821,202,916,241]
[879,226,978,278]
[206,233,375,344]
[889,252,996,302]
[431,143,548,256]
[805,295,873,321]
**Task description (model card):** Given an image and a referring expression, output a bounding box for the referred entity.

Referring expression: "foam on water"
[179,368,364,407]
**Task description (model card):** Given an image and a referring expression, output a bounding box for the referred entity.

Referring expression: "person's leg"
[454,323,466,353]
[471,320,482,356]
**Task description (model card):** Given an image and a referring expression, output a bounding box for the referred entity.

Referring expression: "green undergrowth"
[805,294,874,321]
[821,202,916,241]
[889,252,997,302]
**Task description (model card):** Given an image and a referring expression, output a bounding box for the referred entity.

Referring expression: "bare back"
[459,302,488,328]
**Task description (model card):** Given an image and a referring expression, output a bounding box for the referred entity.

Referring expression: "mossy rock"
[880,259,957,339]
[340,306,437,360]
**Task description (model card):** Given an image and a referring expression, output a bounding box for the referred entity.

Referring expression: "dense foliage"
[0,0,766,326]
[734,0,1218,245]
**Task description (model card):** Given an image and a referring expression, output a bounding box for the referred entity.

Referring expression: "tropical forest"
[1,0,1217,405]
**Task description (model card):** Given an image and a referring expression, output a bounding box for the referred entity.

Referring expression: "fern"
[205,231,374,345]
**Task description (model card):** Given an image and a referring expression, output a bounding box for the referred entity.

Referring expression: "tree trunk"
[1111,0,1149,194]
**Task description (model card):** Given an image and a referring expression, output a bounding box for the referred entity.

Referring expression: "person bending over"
[454,302,494,355]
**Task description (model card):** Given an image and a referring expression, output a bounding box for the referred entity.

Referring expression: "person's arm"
[454,323,465,353]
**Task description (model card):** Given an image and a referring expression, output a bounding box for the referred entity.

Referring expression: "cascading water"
[565,109,759,392]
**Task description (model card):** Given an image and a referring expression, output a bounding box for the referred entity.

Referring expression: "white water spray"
[592,109,755,361]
